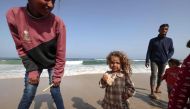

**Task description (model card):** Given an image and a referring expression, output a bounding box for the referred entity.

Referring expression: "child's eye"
[111,62,120,64]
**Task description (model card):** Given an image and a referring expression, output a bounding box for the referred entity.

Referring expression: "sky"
[0,0,190,59]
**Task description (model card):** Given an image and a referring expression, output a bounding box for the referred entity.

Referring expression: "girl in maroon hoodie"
[168,40,190,109]
[6,0,66,109]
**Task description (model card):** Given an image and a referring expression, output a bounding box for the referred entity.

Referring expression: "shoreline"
[0,72,151,80]
[0,73,168,109]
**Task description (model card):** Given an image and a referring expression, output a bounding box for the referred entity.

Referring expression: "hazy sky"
[0,0,189,59]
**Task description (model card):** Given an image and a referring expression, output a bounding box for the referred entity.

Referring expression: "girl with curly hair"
[99,51,135,109]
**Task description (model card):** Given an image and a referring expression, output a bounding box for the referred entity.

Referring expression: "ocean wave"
[66,61,83,65]
[0,59,147,65]
[0,63,152,79]
[66,60,106,65]
[83,60,106,65]
[132,59,145,62]
[95,58,106,61]
[0,59,107,65]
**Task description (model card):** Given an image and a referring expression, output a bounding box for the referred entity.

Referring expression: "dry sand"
[0,73,168,109]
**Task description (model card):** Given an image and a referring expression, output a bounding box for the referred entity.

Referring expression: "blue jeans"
[18,69,65,109]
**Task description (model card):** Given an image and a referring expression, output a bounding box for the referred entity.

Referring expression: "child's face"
[28,0,55,17]
[109,56,121,72]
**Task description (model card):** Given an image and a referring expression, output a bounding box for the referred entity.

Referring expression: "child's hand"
[122,92,129,100]
[52,78,61,87]
[102,74,108,82]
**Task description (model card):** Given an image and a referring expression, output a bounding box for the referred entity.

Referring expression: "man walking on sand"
[145,24,174,99]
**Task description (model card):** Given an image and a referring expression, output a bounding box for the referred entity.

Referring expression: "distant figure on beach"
[168,40,190,109]
[145,24,174,99]
[162,58,181,97]
[99,51,135,109]
[6,0,66,109]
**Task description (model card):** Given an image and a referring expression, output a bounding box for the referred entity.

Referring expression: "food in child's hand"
[104,73,116,86]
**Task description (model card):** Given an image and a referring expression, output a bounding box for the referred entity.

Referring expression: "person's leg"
[155,63,166,93]
[150,61,158,95]
[48,68,65,109]
[18,69,42,109]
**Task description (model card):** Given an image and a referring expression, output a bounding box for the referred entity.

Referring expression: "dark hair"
[186,40,190,48]
[159,24,169,29]
[168,58,181,66]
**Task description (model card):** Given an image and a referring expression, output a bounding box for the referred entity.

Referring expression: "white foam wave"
[95,58,106,61]
[0,64,152,79]
[132,59,145,62]
[66,61,83,65]
[0,60,7,62]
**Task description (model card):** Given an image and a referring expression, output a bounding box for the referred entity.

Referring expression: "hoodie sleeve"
[6,8,26,57]
[6,8,38,73]
[52,18,66,82]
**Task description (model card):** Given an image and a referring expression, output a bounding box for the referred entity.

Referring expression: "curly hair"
[106,51,132,75]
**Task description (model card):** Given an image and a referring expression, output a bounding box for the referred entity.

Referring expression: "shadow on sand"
[34,94,56,109]
[134,87,168,109]
[72,97,96,109]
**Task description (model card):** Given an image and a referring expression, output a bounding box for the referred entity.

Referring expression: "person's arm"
[99,73,109,88]
[6,8,26,57]
[162,70,167,80]
[52,19,66,86]
[180,55,190,74]
[122,77,135,100]
[145,39,152,67]
[99,78,108,88]
[6,8,39,84]
[167,39,174,59]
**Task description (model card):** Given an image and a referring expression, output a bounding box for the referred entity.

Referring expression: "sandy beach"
[0,73,168,109]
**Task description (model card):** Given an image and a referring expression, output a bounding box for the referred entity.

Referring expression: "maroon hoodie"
[168,54,190,109]
[6,7,66,81]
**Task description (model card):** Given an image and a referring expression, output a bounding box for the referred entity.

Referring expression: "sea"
[0,58,151,79]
